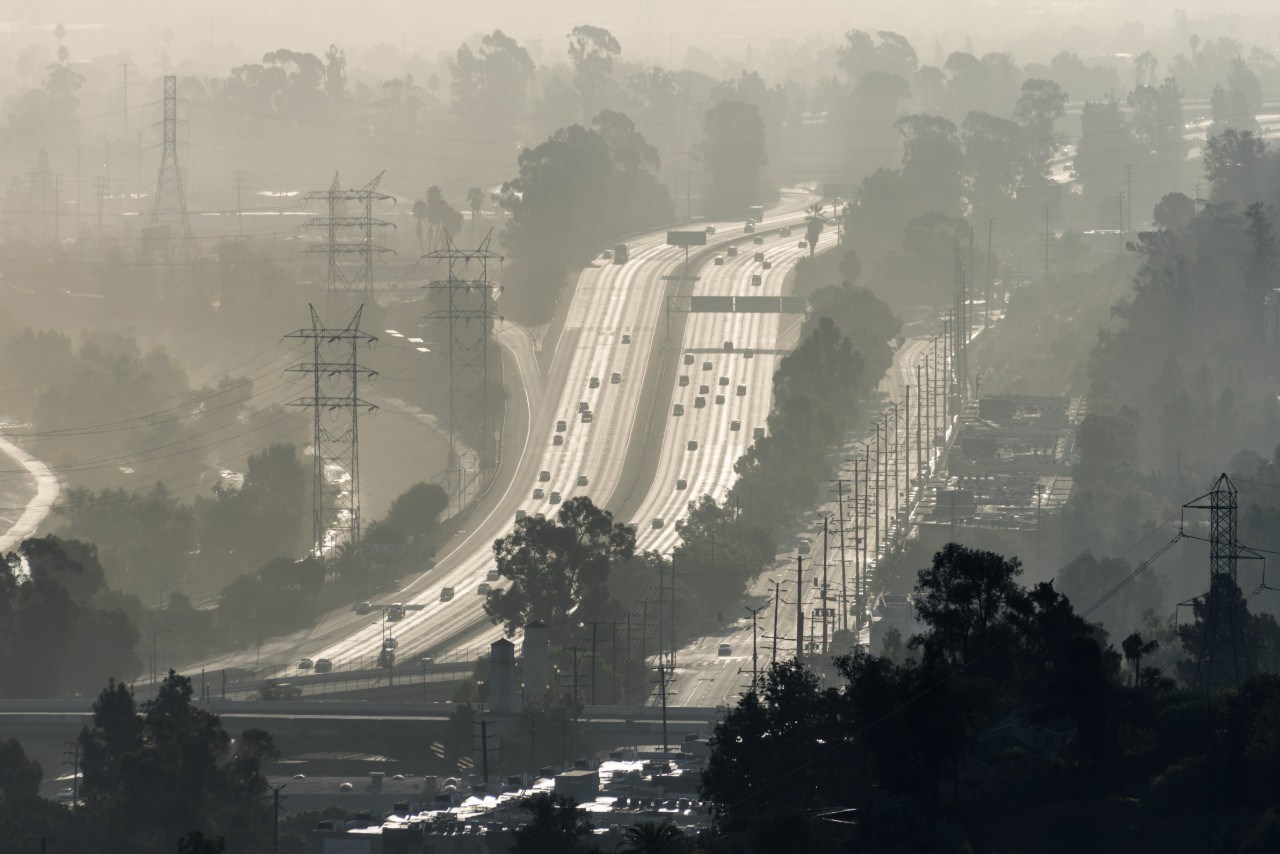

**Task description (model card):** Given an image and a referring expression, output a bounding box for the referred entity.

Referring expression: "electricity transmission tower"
[302,172,395,293]
[423,230,503,478]
[149,75,190,238]
[287,305,379,554]
[1185,474,1256,692]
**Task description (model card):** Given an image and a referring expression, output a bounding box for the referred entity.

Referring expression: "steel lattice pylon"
[423,230,503,478]
[301,172,395,293]
[1185,474,1252,692]
[150,75,190,238]
[287,305,379,554]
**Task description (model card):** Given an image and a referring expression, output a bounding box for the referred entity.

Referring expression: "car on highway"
[743,348,754,358]
[589,377,600,388]
[355,601,372,615]
[487,569,501,582]
[694,396,706,409]
[753,251,764,262]
[750,275,762,286]
[579,401,590,412]
[744,222,754,233]
[535,512,546,521]
[602,249,612,260]
[715,394,726,405]
[730,420,741,431]
[581,410,593,423]
[797,239,808,249]
[798,539,812,556]
[762,260,772,269]
[576,474,589,486]
[754,426,766,439]
[727,246,738,256]
[377,650,395,668]
[780,226,792,236]
[553,434,564,445]
[477,583,491,595]
[298,658,313,670]
[683,353,695,365]
[516,509,527,522]
[533,487,545,499]
[714,256,724,265]
[652,517,665,529]
[440,587,455,602]
[702,360,713,371]
[556,420,567,432]
[718,643,732,656]
[736,384,747,396]
[673,403,684,416]
[539,470,551,481]
[549,491,562,504]
[314,658,332,673]
[753,236,764,245]
[719,376,730,386]
[383,637,398,651]
[387,603,406,621]
[678,374,689,387]
[705,225,716,234]
[611,372,621,384]
[676,478,687,490]
[723,340,733,350]
[622,334,632,344]
[699,384,710,395]
[688,440,699,451]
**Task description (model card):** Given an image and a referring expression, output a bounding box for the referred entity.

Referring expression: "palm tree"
[412,199,428,253]
[467,186,485,242]
[619,821,688,853]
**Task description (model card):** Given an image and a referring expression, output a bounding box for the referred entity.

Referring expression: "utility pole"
[985,218,994,328]
[821,515,830,653]
[474,719,496,784]
[423,231,503,479]
[795,555,805,662]
[656,664,670,753]
[589,622,598,705]
[287,305,379,552]
[916,365,924,479]
[120,62,131,138]
[743,604,764,692]
[771,579,781,665]
[1124,164,1134,232]
[834,479,850,632]
[93,176,106,236]
[271,783,286,854]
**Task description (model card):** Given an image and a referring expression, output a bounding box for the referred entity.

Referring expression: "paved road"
[188,197,818,681]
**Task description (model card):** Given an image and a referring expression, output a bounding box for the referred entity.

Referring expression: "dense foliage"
[702,544,1280,852]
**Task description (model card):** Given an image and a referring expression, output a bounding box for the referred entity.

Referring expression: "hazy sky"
[4,0,1278,72]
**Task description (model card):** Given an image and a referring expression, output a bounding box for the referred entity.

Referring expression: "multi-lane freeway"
[192,194,823,681]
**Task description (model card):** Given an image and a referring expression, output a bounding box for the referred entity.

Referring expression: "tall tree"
[485,497,635,642]
[701,99,767,218]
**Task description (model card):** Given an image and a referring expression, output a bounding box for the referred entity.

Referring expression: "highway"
[190,195,820,682]
[632,227,840,552]
[666,318,992,708]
